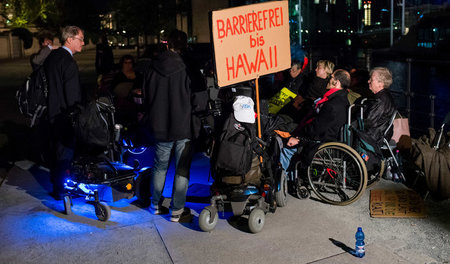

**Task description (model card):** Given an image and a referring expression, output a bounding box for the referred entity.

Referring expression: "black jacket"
[298,74,330,100]
[143,50,192,141]
[291,88,349,165]
[293,89,349,143]
[44,47,82,123]
[284,72,305,94]
[363,88,396,145]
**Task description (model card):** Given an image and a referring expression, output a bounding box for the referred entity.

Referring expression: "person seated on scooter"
[279,69,351,172]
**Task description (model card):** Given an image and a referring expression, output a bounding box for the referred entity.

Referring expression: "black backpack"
[16,66,48,127]
[73,98,114,148]
[212,115,255,179]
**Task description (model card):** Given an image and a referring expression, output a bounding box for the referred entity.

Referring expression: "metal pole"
[406,58,412,119]
[365,49,372,71]
[255,76,263,163]
[429,95,435,128]
[390,0,394,46]
[401,0,405,35]
[298,0,302,44]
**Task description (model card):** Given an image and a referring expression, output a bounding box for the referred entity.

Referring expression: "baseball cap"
[233,96,255,123]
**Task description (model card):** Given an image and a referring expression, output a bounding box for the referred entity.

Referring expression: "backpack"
[16,66,48,127]
[211,115,258,184]
[73,97,114,148]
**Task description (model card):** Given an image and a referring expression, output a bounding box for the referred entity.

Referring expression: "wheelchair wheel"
[307,142,368,206]
[135,169,151,207]
[94,202,111,221]
[63,195,72,215]
[275,170,288,207]
[367,159,385,187]
[248,208,265,233]
[199,209,218,232]
[296,185,310,199]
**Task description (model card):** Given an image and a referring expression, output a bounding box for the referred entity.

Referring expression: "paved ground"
[1,48,449,264]
[1,157,449,264]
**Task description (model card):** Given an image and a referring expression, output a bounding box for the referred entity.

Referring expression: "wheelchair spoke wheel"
[307,142,368,205]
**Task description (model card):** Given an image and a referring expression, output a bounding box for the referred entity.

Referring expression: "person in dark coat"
[301,60,335,100]
[284,60,306,95]
[111,55,143,124]
[363,67,396,147]
[280,69,350,170]
[142,30,196,222]
[95,35,114,75]
[44,26,84,200]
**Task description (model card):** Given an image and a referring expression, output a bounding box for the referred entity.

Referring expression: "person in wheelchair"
[353,67,397,177]
[362,67,396,146]
[279,69,351,172]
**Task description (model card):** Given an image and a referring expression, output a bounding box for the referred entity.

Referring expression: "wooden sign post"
[211,1,291,139]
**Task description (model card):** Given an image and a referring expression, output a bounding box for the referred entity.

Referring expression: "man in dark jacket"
[44,26,84,199]
[280,69,350,170]
[143,30,195,222]
[364,67,396,146]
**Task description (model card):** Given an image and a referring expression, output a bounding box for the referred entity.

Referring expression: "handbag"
[392,114,411,149]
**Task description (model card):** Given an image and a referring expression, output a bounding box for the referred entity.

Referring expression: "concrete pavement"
[1,157,449,264]
[1,49,449,264]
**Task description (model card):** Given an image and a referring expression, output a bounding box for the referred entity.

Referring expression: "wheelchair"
[63,97,143,221]
[291,102,403,206]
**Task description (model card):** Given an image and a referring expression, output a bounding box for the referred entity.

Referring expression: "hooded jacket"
[143,50,191,141]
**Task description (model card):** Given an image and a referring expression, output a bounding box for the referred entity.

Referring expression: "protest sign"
[212,1,291,87]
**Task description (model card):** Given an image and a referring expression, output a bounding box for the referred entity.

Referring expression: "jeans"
[150,139,193,214]
[280,147,296,172]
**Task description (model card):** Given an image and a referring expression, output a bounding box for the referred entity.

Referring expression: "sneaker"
[149,203,161,215]
[170,207,191,223]
[170,214,181,222]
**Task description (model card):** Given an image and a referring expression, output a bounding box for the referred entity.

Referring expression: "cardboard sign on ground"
[370,189,426,218]
[211,1,291,87]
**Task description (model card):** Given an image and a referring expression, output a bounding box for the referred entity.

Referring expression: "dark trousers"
[49,116,75,194]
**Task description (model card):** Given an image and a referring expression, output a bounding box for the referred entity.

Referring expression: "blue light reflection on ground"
[4,210,99,244]
[57,148,213,221]
[4,147,214,245]
[126,147,212,199]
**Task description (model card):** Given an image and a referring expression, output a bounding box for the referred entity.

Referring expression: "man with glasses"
[44,26,85,200]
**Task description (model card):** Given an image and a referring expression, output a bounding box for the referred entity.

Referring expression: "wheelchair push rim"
[307,142,368,206]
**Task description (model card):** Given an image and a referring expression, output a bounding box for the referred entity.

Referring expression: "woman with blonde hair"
[303,60,335,100]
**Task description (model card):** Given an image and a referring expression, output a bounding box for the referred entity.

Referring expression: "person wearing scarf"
[280,69,351,171]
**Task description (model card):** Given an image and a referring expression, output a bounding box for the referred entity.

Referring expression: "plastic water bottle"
[355,227,365,258]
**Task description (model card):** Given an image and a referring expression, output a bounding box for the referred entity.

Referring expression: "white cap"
[233,96,255,124]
